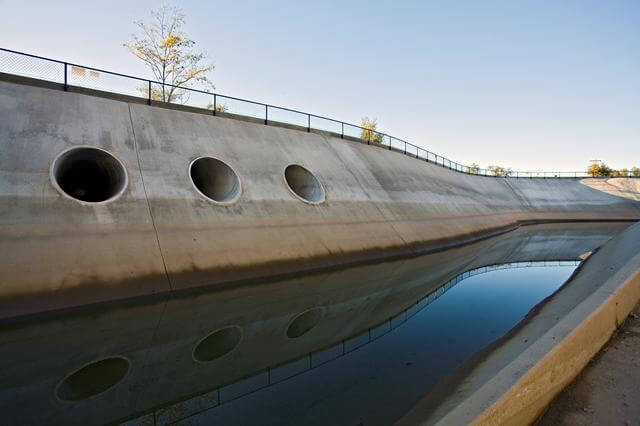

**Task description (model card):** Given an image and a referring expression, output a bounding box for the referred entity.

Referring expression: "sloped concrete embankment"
[398,221,640,426]
[1,79,639,318]
[0,223,625,425]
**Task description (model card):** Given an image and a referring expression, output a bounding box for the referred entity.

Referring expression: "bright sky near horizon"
[2,0,639,172]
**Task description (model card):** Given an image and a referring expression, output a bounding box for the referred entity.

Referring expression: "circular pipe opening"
[189,157,242,204]
[286,307,326,339]
[193,326,243,362]
[51,146,127,203]
[56,357,130,402]
[283,164,325,204]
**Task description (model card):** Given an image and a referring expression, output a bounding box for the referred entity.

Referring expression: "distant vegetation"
[468,163,481,174]
[464,163,513,176]
[206,102,228,113]
[488,165,513,177]
[360,117,384,144]
[586,162,639,177]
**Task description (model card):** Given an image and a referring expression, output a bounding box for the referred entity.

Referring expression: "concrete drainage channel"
[3,78,640,425]
[398,221,640,425]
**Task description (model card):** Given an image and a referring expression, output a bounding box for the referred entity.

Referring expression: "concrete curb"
[431,223,640,426]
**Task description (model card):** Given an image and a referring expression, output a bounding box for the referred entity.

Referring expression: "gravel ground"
[537,304,640,426]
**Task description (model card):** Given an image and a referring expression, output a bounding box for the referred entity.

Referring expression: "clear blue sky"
[3,0,639,171]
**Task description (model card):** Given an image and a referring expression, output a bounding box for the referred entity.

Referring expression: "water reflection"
[171,261,579,426]
[0,223,630,425]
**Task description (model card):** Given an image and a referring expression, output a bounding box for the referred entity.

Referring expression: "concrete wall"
[0,222,626,426]
[1,80,639,318]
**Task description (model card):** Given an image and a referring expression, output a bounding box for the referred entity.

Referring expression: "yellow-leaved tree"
[488,165,513,177]
[586,162,613,177]
[123,4,214,103]
[360,117,384,144]
[468,163,480,174]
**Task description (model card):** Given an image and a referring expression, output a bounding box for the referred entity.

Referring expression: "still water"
[179,262,578,426]
[0,223,629,425]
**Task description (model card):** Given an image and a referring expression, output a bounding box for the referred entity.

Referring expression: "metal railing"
[1,47,636,180]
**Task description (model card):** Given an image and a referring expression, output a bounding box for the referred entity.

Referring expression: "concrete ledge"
[471,257,640,425]
[402,222,640,425]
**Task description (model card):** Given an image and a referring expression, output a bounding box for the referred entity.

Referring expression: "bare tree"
[123,4,214,103]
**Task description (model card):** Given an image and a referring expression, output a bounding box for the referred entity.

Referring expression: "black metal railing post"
[147,80,151,105]
[307,114,310,132]
[264,105,268,125]
[388,135,391,150]
[63,63,68,91]
[213,94,216,116]
[341,122,344,139]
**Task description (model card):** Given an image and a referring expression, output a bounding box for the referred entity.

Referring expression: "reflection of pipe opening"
[286,307,326,338]
[193,326,243,362]
[51,146,127,203]
[189,157,241,203]
[121,259,583,422]
[284,164,325,204]
[56,357,130,401]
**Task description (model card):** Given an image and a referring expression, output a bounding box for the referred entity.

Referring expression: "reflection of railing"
[3,47,638,181]
[132,260,580,424]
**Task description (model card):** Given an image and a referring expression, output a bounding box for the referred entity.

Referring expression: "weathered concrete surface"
[0,223,625,426]
[398,221,640,426]
[537,303,640,426]
[0,80,169,318]
[1,79,639,318]
[581,177,640,202]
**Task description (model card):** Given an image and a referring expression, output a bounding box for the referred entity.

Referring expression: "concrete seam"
[318,132,413,250]
[127,103,174,292]
[503,178,534,211]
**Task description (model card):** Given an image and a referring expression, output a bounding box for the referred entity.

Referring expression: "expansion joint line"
[127,103,174,292]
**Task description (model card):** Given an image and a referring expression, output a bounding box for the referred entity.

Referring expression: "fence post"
[341,122,344,139]
[388,135,391,150]
[264,105,268,125]
[213,94,216,116]
[64,63,68,91]
[404,142,406,154]
[147,80,151,105]
[307,114,310,132]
